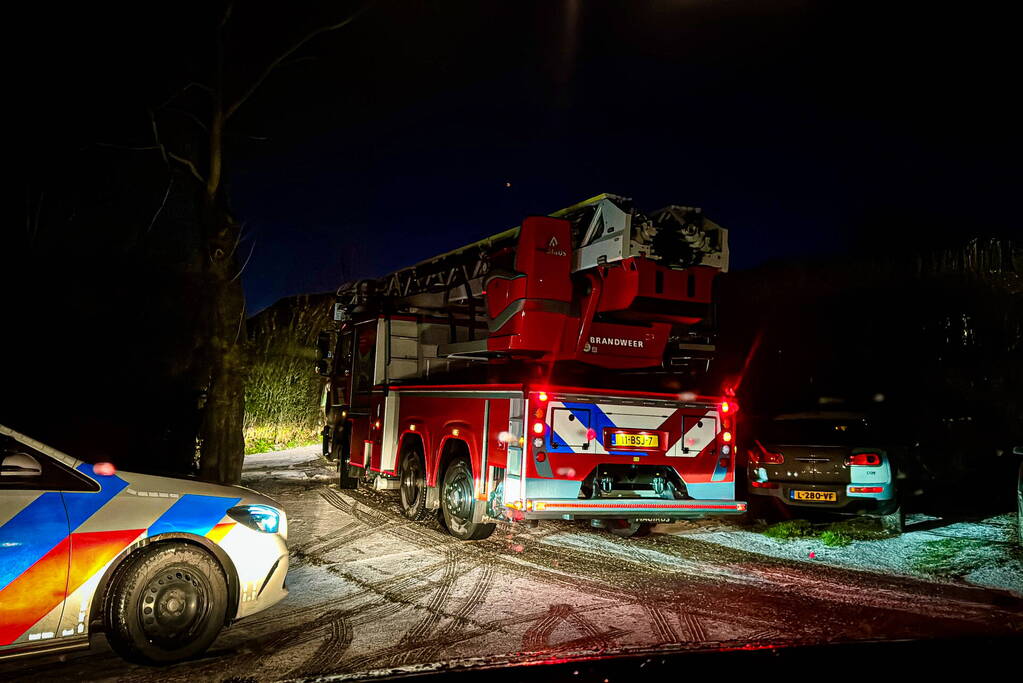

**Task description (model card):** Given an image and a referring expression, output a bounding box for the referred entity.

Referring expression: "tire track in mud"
[519,603,626,653]
[398,560,499,666]
[643,605,680,643]
[337,487,793,640]
[679,610,708,642]
[285,609,354,678]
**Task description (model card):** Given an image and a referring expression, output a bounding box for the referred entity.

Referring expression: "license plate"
[610,432,659,448]
[633,517,673,524]
[790,490,838,502]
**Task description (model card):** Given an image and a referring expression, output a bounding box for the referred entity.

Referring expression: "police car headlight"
[228,504,282,534]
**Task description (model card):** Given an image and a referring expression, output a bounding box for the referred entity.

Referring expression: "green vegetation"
[908,538,996,577]
[761,519,816,541]
[760,517,894,547]
[244,293,333,454]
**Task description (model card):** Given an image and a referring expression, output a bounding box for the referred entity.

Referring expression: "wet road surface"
[2,453,1021,681]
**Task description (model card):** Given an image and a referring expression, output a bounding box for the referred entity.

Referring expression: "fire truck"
[314,194,745,540]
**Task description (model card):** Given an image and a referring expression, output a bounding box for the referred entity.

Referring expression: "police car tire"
[104,543,228,665]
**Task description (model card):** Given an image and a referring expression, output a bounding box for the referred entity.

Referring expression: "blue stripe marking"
[0,463,130,592]
[65,463,130,530]
[147,494,241,537]
[711,456,728,482]
[559,402,636,457]
[686,481,735,499]
[0,492,69,592]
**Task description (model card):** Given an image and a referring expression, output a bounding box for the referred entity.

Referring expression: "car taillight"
[750,480,778,489]
[750,440,784,465]
[849,486,883,493]
[847,452,881,466]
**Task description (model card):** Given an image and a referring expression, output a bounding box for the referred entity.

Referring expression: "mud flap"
[334,423,359,489]
[426,484,441,510]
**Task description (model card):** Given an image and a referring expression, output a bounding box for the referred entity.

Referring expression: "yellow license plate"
[791,490,838,502]
[611,432,659,448]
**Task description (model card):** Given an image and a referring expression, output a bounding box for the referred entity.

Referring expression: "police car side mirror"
[1,452,43,478]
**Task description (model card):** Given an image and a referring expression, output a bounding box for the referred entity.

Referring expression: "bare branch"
[229,236,257,283]
[166,106,210,133]
[156,81,213,110]
[168,152,207,185]
[94,142,162,152]
[225,1,374,120]
[149,109,169,165]
[146,177,174,233]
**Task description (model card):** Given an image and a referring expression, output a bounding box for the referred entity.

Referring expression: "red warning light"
[94,462,117,476]
[585,428,597,441]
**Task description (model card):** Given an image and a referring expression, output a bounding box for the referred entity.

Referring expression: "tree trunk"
[197,200,247,484]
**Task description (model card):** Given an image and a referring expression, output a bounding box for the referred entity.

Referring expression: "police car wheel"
[608,521,653,538]
[399,450,430,522]
[104,543,228,665]
[441,458,495,541]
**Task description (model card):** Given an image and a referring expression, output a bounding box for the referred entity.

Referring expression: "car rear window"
[766,418,874,446]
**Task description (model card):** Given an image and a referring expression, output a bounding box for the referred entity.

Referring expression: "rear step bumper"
[520,498,747,520]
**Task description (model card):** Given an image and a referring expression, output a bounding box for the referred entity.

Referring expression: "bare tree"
[140,1,371,483]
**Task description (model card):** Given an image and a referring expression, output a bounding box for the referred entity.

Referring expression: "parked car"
[0,424,289,664]
[745,412,903,531]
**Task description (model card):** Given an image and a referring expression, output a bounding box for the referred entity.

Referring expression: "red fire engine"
[315,194,745,540]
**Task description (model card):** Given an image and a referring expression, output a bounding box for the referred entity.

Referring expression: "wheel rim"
[401,457,422,510]
[139,567,212,648]
[443,467,474,527]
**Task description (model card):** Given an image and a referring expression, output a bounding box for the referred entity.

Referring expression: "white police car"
[0,424,289,664]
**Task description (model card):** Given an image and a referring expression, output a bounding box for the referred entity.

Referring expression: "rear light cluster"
[846,452,881,466]
[748,440,784,465]
[849,486,884,493]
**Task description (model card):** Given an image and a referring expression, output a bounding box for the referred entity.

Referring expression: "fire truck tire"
[608,521,653,538]
[441,458,495,541]
[399,451,430,522]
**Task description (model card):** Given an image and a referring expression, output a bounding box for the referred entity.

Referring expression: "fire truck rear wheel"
[399,451,430,522]
[608,521,654,539]
[441,458,495,541]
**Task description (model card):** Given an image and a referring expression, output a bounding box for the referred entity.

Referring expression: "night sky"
[16,1,1021,313]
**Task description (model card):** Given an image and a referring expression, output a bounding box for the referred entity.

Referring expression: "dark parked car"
[745,412,903,531]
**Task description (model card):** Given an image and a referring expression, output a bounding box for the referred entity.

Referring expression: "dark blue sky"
[229,1,1019,313]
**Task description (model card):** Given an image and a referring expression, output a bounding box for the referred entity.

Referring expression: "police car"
[0,425,289,664]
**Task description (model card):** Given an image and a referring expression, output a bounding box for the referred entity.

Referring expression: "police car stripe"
[0,534,71,645]
[147,494,242,537]
[0,528,144,646]
[64,464,129,530]
[0,492,68,593]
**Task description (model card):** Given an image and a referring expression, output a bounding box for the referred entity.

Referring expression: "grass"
[244,293,333,455]
[908,538,990,577]
[244,421,320,455]
[760,516,895,547]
